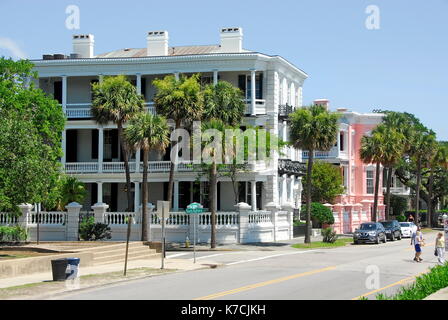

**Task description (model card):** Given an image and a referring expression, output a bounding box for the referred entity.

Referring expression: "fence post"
[281,203,294,240]
[18,203,33,229]
[266,202,280,242]
[92,203,109,224]
[65,202,82,241]
[236,202,251,244]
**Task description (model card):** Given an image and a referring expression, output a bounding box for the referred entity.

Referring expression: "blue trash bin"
[65,258,80,280]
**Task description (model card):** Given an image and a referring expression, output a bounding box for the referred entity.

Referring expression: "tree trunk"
[141,149,149,241]
[117,124,133,212]
[427,166,434,228]
[210,162,217,249]
[415,157,422,227]
[385,166,393,219]
[373,162,381,222]
[166,121,181,208]
[305,150,313,244]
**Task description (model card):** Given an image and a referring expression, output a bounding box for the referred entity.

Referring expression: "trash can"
[66,258,80,280]
[51,258,81,281]
[51,258,69,281]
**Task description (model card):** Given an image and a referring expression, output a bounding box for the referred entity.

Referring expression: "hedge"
[0,226,28,243]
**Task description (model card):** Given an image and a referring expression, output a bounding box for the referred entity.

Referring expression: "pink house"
[304,100,385,234]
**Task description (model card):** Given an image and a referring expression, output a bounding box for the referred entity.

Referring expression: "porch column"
[97,182,103,204]
[61,130,67,168]
[213,70,218,85]
[281,174,288,205]
[134,182,140,213]
[62,75,67,115]
[289,175,295,205]
[173,180,179,211]
[251,180,257,211]
[98,128,104,173]
[135,148,141,173]
[250,70,256,116]
[136,73,142,94]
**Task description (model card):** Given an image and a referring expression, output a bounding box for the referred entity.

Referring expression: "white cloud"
[0,37,27,59]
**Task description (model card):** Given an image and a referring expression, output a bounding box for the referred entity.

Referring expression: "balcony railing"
[302,148,348,160]
[244,99,266,115]
[279,104,293,118]
[64,161,267,174]
[65,102,156,119]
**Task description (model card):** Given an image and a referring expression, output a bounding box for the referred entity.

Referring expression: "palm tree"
[360,132,383,222]
[91,75,145,212]
[289,105,340,243]
[426,141,445,227]
[59,176,87,209]
[153,74,203,209]
[373,124,405,219]
[125,112,170,241]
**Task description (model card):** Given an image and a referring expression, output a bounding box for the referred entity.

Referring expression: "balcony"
[65,161,267,174]
[279,104,293,119]
[65,102,156,119]
[244,99,266,115]
[278,159,306,176]
[302,147,348,161]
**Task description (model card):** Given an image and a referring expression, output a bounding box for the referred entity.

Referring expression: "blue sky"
[1,0,447,140]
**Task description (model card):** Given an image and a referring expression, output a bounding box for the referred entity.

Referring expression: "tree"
[0,58,65,212]
[289,105,340,243]
[91,75,145,212]
[153,74,204,209]
[302,161,345,204]
[125,112,170,241]
[360,132,383,222]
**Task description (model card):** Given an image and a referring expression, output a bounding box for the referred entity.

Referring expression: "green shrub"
[301,203,334,228]
[376,263,448,300]
[79,217,112,241]
[0,226,28,242]
[390,195,408,216]
[322,227,338,243]
[396,215,407,222]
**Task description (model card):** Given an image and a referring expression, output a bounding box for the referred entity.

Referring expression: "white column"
[98,128,104,173]
[173,180,179,211]
[136,73,142,94]
[251,181,257,211]
[97,182,103,204]
[282,174,288,205]
[289,175,295,205]
[61,130,67,167]
[135,148,141,173]
[134,182,140,213]
[251,70,256,116]
[213,70,218,85]
[174,72,179,80]
[62,75,67,115]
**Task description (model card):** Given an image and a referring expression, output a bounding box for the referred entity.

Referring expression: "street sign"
[185,203,203,264]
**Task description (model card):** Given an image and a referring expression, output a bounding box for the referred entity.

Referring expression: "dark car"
[353,222,387,244]
[379,220,402,241]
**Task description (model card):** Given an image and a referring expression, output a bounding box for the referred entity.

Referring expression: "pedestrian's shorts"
[415,244,421,253]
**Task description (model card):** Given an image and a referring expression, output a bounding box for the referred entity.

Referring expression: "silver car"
[399,222,417,238]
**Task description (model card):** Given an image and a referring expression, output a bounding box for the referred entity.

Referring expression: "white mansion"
[31,28,308,214]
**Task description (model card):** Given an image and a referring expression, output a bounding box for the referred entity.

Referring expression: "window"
[238,74,263,100]
[366,170,374,194]
[340,132,345,151]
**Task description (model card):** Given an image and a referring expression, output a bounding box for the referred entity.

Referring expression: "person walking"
[411,228,424,262]
[435,232,445,265]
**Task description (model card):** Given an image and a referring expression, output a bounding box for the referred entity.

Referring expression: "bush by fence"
[0,226,28,243]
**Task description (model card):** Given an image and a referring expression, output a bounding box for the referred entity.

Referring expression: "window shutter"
[238,75,246,93]
[53,81,62,104]
[91,129,98,160]
[257,75,263,100]
[141,78,147,99]
[112,130,119,159]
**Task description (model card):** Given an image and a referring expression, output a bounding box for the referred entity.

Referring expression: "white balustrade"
[104,212,137,225]
[249,211,272,224]
[65,162,99,174]
[28,212,66,225]
[0,213,18,225]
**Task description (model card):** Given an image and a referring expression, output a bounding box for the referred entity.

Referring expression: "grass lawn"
[291,237,353,249]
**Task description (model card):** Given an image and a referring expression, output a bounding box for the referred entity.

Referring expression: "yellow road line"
[353,271,427,300]
[194,266,337,300]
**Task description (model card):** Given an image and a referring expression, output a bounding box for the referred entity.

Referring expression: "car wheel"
[376,236,380,244]
[383,234,387,243]
[391,233,395,241]
[397,232,402,240]
[354,240,358,245]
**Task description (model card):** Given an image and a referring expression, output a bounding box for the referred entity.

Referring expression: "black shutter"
[53,81,62,104]
[257,75,263,100]
[91,129,98,160]
[91,183,98,206]
[217,182,221,211]
[238,75,246,93]
[112,130,119,159]
[141,78,147,99]
[111,184,118,212]
[66,130,78,162]
[163,182,169,202]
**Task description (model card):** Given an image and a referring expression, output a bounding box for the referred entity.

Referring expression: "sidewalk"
[425,287,448,300]
[0,257,219,290]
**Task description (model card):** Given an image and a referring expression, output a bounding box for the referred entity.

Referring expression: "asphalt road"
[57,231,440,300]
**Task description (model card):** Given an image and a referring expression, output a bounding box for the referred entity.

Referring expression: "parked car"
[379,220,402,241]
[399,222,417,238]
[353,222,387,244]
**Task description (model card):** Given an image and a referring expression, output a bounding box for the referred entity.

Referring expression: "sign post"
[156,201,170,270]
[443,214,448,252]
[186,203,204,264]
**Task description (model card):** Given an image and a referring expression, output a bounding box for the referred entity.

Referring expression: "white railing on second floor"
[65,162,99,174]
[244,99,266,115]
[302,147,348,160]
[65,102,156,119]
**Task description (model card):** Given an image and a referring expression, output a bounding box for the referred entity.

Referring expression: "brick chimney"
[147,31,169,56]
[72,34,94,58]
[220,27,243,53]
[314,99,330,109]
